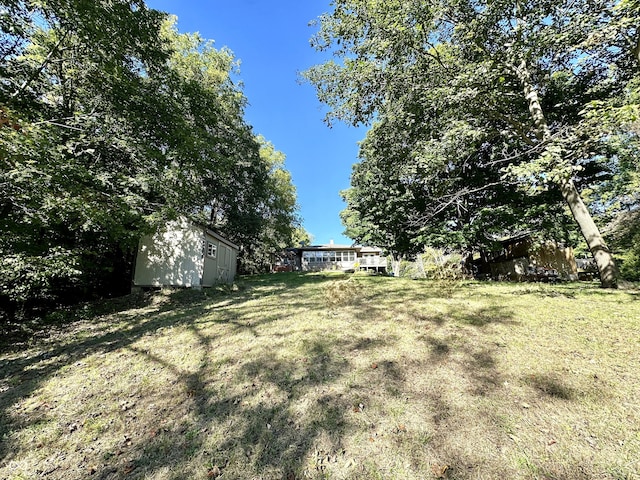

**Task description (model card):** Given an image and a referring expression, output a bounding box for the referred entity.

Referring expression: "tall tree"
[305,0,639,287]
[1,0,170,312]
[1,3,302,319]
[237,137,301,273]
[154,22,305,274]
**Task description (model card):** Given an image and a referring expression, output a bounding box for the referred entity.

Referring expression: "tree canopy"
[1,0,301,320]
[304,0,640,287]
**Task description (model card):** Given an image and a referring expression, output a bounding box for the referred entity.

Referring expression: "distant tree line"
[304,0,640,287]
[1,0,302,321]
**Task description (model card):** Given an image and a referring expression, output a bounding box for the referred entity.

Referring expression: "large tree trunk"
[560,180,617,287]
[515,60,618,288]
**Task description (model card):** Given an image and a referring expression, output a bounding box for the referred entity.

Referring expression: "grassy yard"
[1,273,639,479]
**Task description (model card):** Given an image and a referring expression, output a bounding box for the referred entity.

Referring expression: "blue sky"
[145,0,366,246]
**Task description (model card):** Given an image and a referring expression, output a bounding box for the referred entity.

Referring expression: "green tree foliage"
[1,1,300,320]
[291,226,313,247]
[2,0,171,316]
[607,210,640,281]
[340,112,574,261]
[236,137,302,274]
[304,0,640,287]
[153,23,297,275]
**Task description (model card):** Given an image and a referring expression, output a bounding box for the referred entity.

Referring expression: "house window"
[207,242,217,258]
[301,250,358,263]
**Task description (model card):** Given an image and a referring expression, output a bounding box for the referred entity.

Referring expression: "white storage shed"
[133,218,238,288]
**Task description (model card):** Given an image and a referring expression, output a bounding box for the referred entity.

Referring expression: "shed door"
[217,244,231,282]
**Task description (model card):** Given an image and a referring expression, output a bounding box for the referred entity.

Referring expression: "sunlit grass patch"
[1,274,639,479]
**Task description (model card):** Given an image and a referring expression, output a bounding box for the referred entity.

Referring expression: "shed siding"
[133,219,204,287]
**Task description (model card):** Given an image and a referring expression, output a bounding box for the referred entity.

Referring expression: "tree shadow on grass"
[205,342,354,478]
[0,273,336,474]
[525,373,575,400]
[84,312,433,478]
[0,294,217,471]
[0,274,623,479]
[85,334,358,479]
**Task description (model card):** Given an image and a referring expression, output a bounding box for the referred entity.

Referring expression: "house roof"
[288,244,383,253]
[359,246,383,253]
[487,231,534,247]
[288,244,355,252]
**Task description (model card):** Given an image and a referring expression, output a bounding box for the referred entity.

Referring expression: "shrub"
[0,248,82,321]
[619,248,640,281]
[394,248,467,281]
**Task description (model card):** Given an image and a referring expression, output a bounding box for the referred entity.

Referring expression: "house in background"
[275,242,387,273]
[133,217,238,289]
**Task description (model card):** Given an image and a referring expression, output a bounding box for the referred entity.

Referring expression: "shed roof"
[204,228,239,251]
[190,218,240,251]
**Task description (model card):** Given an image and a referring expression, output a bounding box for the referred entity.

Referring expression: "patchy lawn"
[1,273,639,479]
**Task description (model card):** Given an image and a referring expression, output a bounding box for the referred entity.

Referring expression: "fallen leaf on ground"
[431,464,450,478]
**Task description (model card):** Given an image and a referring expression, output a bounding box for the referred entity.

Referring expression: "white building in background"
[274,242,387,273]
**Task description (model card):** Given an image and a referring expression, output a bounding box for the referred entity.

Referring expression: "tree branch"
[408,181,504,227]
[11,28,69,99]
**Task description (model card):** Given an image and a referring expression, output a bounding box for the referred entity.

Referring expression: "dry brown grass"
[1,273,639,479]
